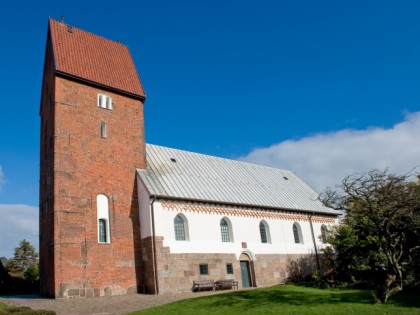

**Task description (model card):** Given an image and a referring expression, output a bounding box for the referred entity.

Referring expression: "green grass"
[128,284,420,315]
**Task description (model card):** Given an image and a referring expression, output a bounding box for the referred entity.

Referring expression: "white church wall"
[151,200,336,258]
[137,175,152,238]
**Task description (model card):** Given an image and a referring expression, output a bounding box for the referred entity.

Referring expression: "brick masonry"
[40,32,146,297]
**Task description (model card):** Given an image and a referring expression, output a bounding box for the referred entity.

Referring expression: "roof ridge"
[140,144,336,214]
[145,143,292,173]
[49,18,127,47]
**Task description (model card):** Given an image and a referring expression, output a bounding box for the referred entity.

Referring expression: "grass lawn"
[128,284,420,315]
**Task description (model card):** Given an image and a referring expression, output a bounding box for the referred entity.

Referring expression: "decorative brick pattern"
[161,202,335,223]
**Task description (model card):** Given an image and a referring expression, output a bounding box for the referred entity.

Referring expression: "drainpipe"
[150,197,159,295]
[308,213,321,274]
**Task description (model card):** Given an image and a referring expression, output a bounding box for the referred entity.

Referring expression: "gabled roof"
[137,144,337,215]
[48,18,145,98]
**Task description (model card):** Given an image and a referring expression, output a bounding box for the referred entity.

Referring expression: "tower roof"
[48,18,145,98]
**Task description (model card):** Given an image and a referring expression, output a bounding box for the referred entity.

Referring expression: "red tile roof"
[49,18,145,98]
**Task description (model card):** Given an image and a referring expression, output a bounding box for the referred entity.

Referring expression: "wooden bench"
[192,280,215,292]
[215,279,239,290]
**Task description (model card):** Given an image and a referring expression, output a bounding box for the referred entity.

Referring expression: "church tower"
[39,18,146,297]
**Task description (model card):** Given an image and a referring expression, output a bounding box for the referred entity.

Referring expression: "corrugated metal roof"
[137,144,338,215]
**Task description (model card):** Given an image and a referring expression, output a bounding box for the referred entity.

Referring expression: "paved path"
[0,290,227,315]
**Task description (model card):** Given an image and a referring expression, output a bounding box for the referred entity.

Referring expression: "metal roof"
[137,144,337,215]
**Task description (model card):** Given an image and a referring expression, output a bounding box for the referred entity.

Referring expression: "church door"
[240,261,251,288]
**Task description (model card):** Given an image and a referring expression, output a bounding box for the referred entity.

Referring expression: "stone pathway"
[0,290,226,315]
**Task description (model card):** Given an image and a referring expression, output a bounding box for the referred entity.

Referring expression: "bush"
[0,306,55,315]
[23,265,39,283]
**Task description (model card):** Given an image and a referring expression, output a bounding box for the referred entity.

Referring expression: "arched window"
[259,220,271,243]
[97,194,110,243]
[293,222,303,244]
[220,218,233,242]
[321,224,329,243]
[174,215,187,241]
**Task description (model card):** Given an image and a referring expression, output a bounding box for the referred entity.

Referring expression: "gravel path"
[0,290,225,315]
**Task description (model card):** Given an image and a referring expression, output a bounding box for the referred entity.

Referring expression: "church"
[39,18,339,298]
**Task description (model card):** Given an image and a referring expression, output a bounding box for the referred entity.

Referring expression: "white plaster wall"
[137,174,152,239]
[152,200,337,259]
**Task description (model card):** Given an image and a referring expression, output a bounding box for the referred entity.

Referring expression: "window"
[98,94,112,110]
[220,218,230,242]
[101,122,107,138]
[98,219,107,243]
[293,222,303,244]
[259,220,271,244]
[321,224,329,243]
[199,264,208,275]
[97,194,110,243]
[226,263,234,274]
[174,215,186,241]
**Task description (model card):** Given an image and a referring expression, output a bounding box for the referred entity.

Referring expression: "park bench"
[215,279,239,290]
[192,280,215,292]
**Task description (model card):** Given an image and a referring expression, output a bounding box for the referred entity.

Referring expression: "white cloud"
[0,204,38,259]
[240,112,420,192]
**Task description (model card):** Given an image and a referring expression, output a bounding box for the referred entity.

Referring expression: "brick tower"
[39,18,146,297]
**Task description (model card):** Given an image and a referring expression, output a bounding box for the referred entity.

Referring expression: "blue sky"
[1,0,420,258]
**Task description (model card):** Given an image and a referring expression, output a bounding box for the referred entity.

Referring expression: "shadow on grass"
[389,288,420,309]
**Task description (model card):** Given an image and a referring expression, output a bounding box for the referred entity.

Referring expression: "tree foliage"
[5,239,39,276]
[321,169,420,303]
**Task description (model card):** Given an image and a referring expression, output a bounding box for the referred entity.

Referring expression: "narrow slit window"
[101,122,107,138]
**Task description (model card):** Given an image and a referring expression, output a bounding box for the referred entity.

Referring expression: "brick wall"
[39,33,56,296]
[40,37,146,296]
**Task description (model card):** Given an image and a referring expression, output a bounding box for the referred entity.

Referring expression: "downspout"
[308,213,321,274]
[150,196,159,295]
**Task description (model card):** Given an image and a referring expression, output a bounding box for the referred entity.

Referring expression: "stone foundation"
[141,236,319,293]
[59,282,138,298]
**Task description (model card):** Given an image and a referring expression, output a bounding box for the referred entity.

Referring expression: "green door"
[240,261,250,288]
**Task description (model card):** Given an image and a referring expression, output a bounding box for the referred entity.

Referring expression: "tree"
[23,264,40,283]
[321,169,420,303]
[0,258,9,282]
[6,239,39,275]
